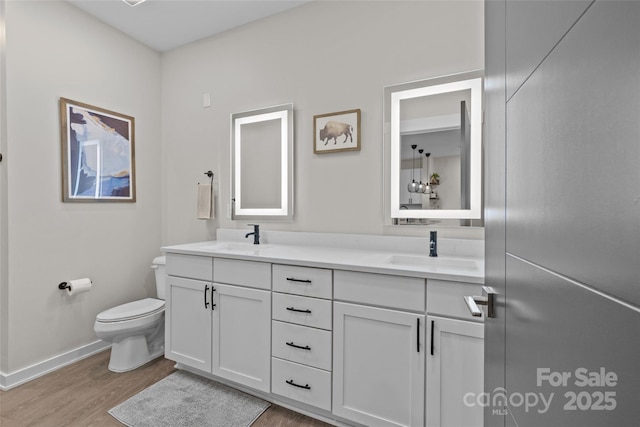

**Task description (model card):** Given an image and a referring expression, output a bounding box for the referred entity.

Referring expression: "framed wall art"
[60,98,136,202]
[313,108,361,154]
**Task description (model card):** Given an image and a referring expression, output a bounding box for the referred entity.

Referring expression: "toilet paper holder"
[58,278,93,296]
[58,280,92,290]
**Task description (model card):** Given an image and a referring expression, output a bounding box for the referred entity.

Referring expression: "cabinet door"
[426,316,484,427]
[165,276,212,372]
[333,302,425,427]
[212,283,271,392]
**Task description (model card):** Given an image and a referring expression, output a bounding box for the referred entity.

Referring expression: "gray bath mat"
[109,370,270,427]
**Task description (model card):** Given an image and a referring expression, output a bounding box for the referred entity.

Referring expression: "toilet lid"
[97,298,165,323]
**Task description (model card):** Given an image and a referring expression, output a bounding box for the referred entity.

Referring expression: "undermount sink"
[384,254,480,270]
[204,242,270,255]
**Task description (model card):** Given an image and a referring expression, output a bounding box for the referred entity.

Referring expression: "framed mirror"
[384,71,483,222]
[231,103,294,221]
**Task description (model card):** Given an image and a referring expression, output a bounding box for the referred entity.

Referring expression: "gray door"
[485,1,640,426]
[0,0,5,375]
[484,0,507,425]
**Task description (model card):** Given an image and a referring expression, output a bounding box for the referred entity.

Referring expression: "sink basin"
[204,242,269,256]
[384,254,480,270]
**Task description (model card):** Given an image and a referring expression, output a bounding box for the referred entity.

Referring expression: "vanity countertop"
[162,229,484,284]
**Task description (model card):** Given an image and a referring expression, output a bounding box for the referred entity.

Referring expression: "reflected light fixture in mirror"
[407,144,418,193]
[424,152,431,195]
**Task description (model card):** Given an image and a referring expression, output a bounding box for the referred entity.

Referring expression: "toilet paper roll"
[66,278,92,296]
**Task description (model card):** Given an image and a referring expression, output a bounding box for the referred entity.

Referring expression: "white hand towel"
[196,183,213,220]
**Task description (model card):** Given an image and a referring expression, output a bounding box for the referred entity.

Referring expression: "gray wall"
[1,1,162,374]
[160,0,484,244]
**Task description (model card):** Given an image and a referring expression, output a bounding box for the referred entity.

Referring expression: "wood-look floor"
[0,350,331,427]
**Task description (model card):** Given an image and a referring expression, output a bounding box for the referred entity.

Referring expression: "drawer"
[166,253,213,281]
[273,264,332,299]
[213,258,271,290]
[334,270,425,312]
[427,279,485,321]
[272,321,332,371]
[271,357,332,411]
[273,293,332,330]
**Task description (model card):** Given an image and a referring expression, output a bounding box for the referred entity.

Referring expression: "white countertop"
[162,229,484,284]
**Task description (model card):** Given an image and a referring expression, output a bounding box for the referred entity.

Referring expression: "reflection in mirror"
[231,103,293,220]
[400,90,471,210]
[385,71,483,223]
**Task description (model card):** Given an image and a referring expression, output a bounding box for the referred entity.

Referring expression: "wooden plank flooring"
[0,350,331,427]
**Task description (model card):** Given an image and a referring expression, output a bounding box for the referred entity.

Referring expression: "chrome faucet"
[245,224,260,245]
[429,231,438,257]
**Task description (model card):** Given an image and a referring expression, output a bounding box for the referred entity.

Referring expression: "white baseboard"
[0,340,111,390]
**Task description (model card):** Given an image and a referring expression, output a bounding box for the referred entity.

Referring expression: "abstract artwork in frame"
[60,98,136,202]
[313,108,361,154]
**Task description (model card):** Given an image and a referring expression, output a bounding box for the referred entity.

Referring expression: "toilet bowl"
[94,256,167,372]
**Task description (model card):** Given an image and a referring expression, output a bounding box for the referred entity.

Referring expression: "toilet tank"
[151,256,167,300]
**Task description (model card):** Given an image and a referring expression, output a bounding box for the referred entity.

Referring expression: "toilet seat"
[96,298,165,323]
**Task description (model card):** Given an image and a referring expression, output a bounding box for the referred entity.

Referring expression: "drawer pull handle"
[286,277,312,284]
[204,285,209,309]
[211,286,216,311]
[417,317,420,353]
[286,307,312,314]
[430,320,435,356]
[286,379,311,390]
[286,341,311,351]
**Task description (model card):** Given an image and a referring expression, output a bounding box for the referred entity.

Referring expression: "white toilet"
[94,256,166,372]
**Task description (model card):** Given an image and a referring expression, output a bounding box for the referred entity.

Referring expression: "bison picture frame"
[313,108,361,154]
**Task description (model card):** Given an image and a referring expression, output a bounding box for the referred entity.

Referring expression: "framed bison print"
[313,109,361,154]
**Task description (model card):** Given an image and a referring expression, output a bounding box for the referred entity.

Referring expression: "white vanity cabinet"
[165,275,214,372]
[211,281,271,393]
[163,238,485,427]
[270,264,333,411]
[333,270,426,427]
[165,254,272,393]
[165,254,214,372]
[426,279,485,427]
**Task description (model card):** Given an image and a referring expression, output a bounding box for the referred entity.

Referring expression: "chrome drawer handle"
[286,307,311,314]
[286,341,311,351]
[286,379,311,390]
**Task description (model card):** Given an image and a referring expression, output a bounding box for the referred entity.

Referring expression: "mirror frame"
[231,103,294,221]
[385,71,483,220]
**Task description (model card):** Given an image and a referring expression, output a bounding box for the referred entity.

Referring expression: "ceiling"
[66,0,312,52]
